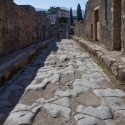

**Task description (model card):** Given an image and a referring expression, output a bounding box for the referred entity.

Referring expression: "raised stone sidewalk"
[72,36,125,82]
[0,37,54,85]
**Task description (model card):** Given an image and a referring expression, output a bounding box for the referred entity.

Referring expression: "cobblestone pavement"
[1,39,125,125]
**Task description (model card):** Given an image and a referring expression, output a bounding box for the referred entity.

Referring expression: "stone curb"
[72,36,125,82]
[0,37,55,85]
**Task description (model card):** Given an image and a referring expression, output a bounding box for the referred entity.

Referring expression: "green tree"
[43,11,46,16]
[70,7,73,26]
[77,3,82,21]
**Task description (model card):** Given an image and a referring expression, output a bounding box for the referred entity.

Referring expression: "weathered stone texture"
[100,0,113,50]
[122,0,125,55]
[0,0,54,56]
[74,0,125,55]
[74,0,101,40]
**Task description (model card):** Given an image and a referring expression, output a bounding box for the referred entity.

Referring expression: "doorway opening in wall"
[91,24,93,39]
[113,0,122,50]
[94,8,100,41]
[58,17,68,39]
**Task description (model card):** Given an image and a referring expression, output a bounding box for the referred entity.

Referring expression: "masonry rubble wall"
[0,0,55,56]
[122,0,125,55]
[74,0,125,55]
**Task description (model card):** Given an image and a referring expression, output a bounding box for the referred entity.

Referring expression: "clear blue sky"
[14,0,88,10]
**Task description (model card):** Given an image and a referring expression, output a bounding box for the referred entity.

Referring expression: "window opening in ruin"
[0,18,1,21]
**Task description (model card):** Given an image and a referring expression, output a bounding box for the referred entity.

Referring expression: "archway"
[56,17,71,39]
[58,17,68,36]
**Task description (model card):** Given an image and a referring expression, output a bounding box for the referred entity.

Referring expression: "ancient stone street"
[1,39,125,125]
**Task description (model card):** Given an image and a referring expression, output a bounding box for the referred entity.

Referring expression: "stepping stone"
[74,114,101,125]
[77,105,113,120]
[102,97,125,111]
[45,103,71,118]
[94,88,125,97]
[10,104,31,114]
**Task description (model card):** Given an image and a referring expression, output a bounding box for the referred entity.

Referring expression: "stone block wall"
[100,0,113,50]
[74,0,101,40]
[0,0,54,56]
[74,0,125,55]
[122,0,125,55]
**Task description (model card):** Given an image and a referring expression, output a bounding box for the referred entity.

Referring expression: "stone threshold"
[0,37,55,85]
[72,36,125,82]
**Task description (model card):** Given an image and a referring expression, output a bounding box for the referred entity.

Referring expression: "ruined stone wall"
[100,0,113,50]
[121,0,125,55]
[74,0,101,40]
[0,0,53,56]
[74,0,125,53]
[74,0,113,50]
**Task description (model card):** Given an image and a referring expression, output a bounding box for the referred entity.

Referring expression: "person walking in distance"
[57,32,60,39]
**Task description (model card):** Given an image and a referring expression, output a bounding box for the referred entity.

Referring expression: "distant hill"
[35,7,85,17]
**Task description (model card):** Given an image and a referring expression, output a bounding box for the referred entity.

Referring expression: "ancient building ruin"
[0,0,54,56]
[74,0,125,55]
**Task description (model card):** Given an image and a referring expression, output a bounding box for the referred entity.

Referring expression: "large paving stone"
[73,79,101,89]
[94,88,125,97]
[52,97,70,108]
[26,74,60,91]
[4,111,35,125]
[4,102,42,125]
[102,97,125,111]
[45,103,71,118]
[74,114,101,125]
[73,85,89,94]
[77,105,113,120]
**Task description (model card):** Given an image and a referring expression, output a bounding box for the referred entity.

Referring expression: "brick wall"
[0,0,54,56]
